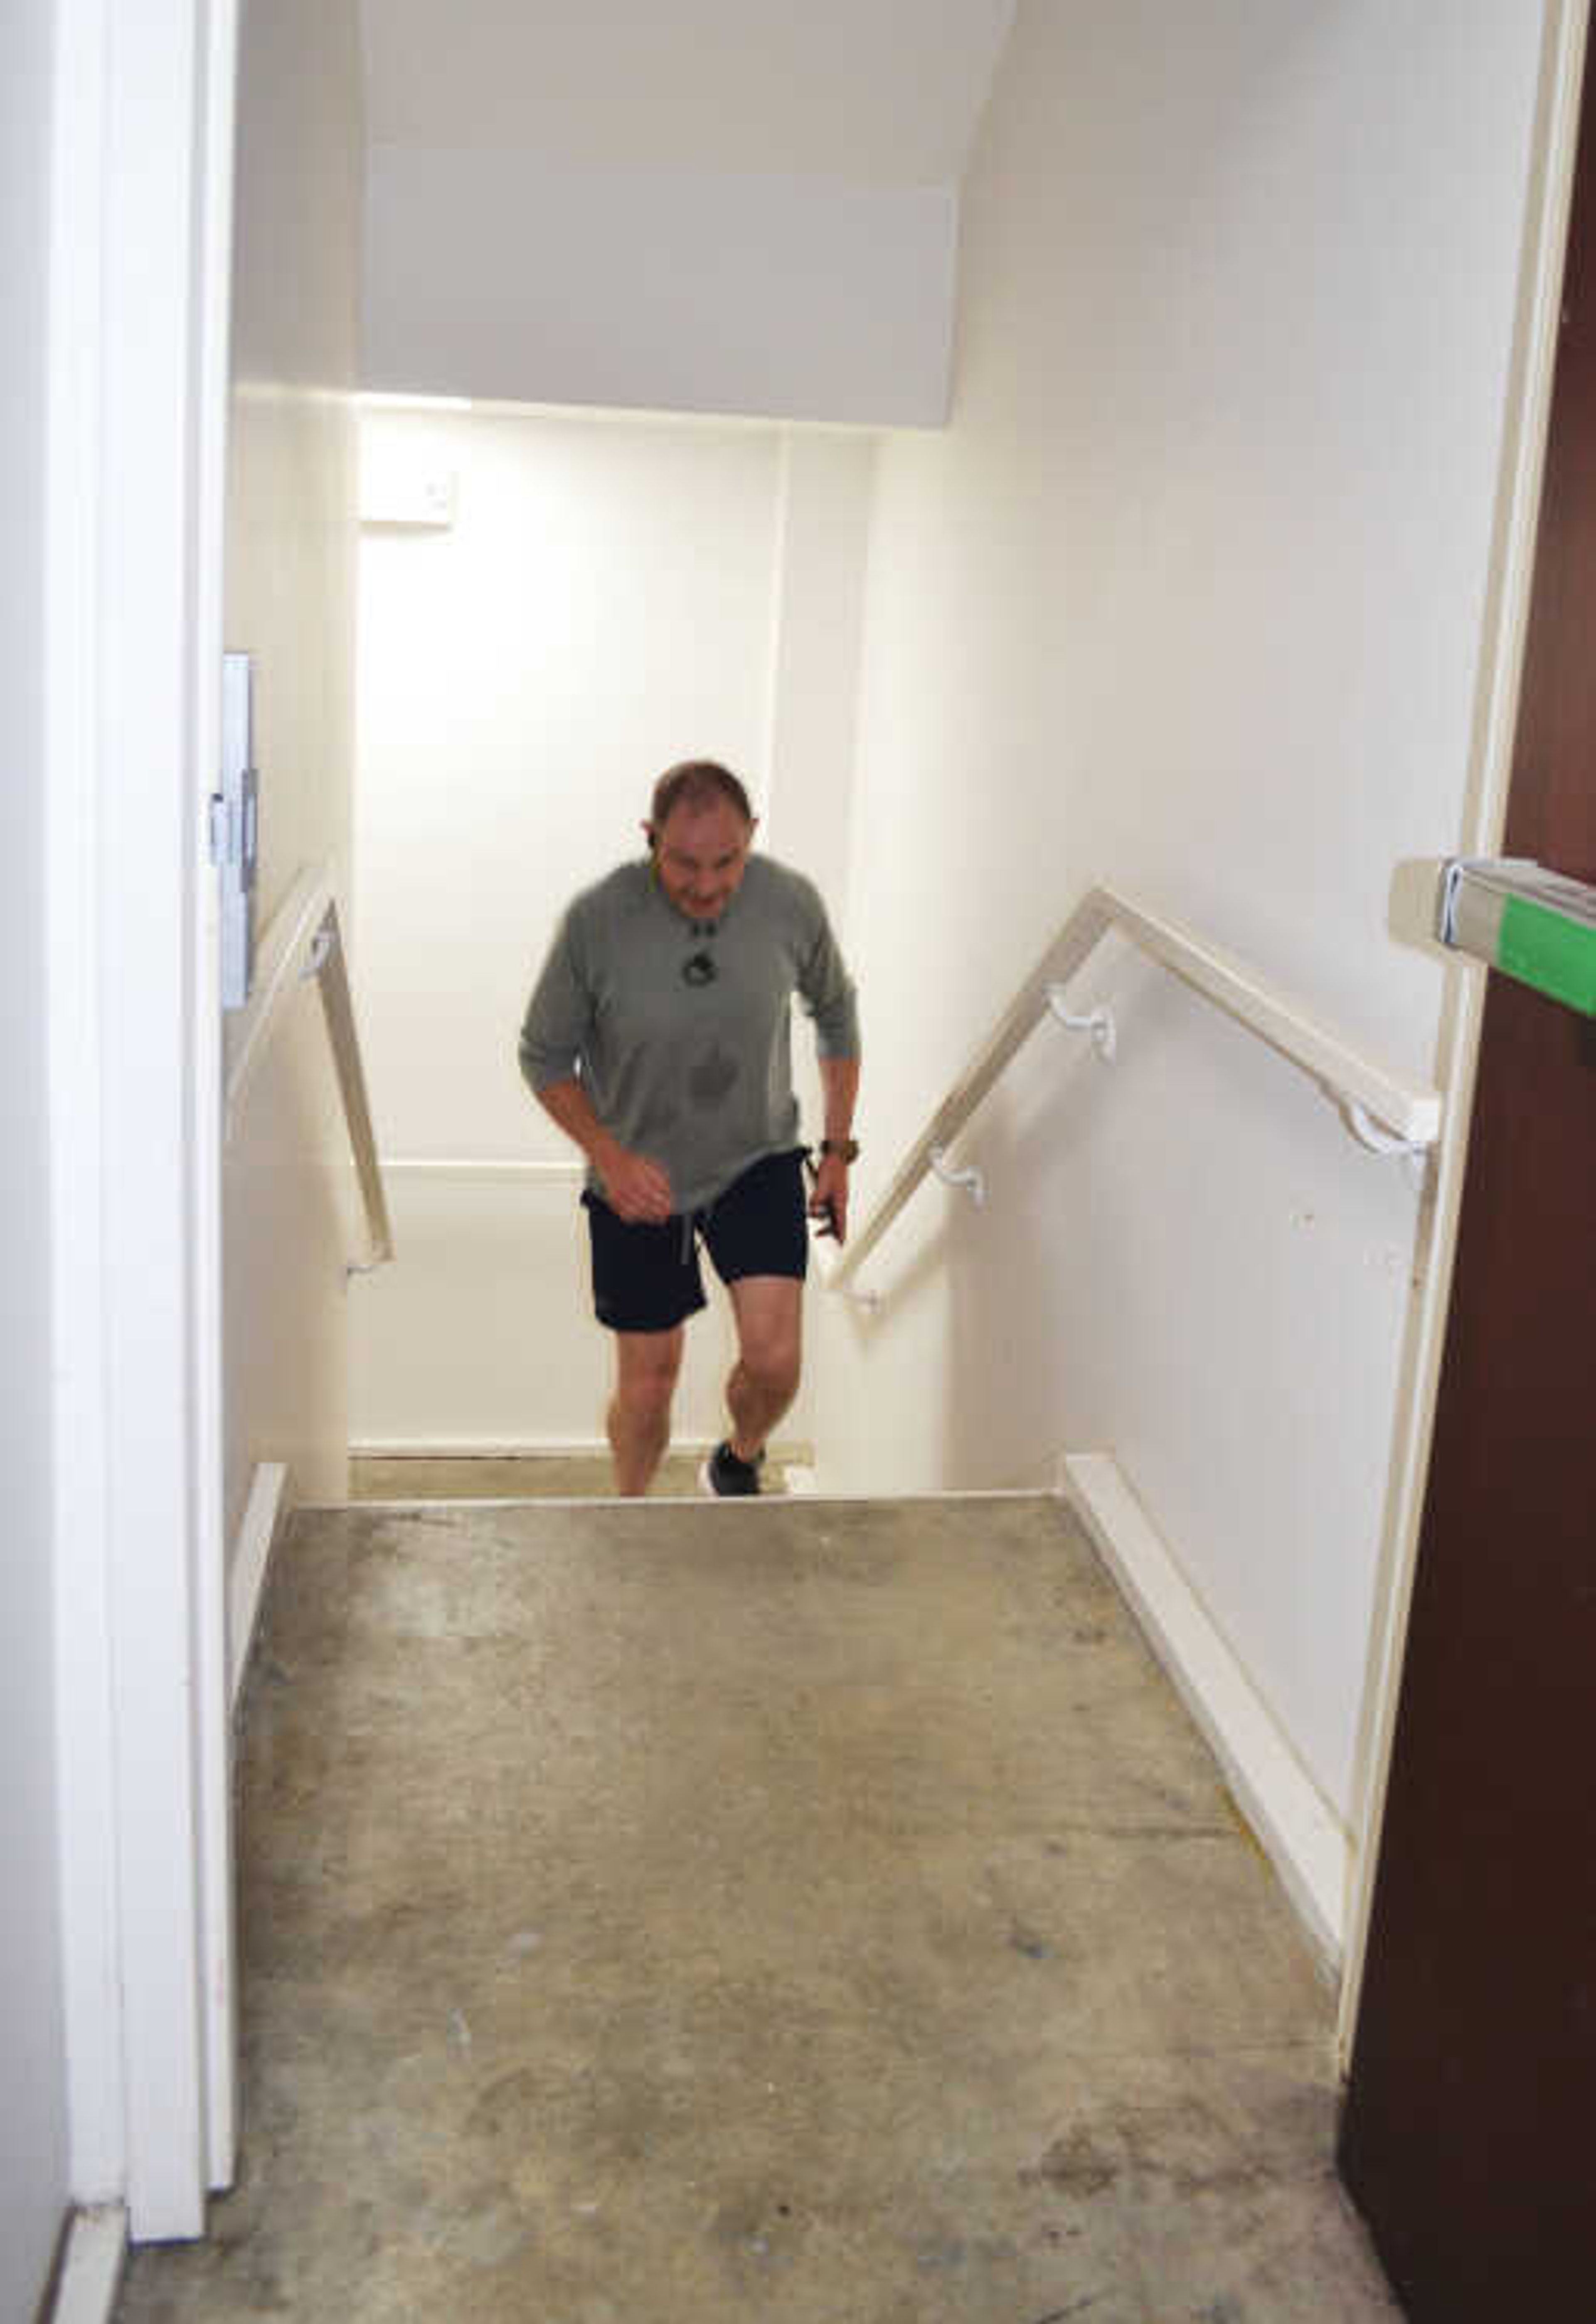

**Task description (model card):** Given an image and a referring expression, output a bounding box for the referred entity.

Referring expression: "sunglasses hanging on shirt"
[682,920,718,987]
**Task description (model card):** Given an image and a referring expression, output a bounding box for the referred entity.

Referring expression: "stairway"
[117,1492,1398,2321]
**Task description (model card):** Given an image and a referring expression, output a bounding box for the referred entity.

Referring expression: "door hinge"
[217,652,260,1009]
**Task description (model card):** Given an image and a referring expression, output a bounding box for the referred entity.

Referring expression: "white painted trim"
[228,1465,291,1710]
[47,0,126,2208]
[191,0,241,2199]
[94,0,236,2241]
[828,882,1443,1291]
[352,1433,670,1457]
[346,1434,812,1462]
[1061,1452,1349,1971]
[1336,0,1593,2064]
[379,1156,584,1184]
[49,2207,126,2324]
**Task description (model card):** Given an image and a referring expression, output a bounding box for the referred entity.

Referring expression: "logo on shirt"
[682,950,717,987]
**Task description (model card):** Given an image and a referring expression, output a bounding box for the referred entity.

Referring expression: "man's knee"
[737,1322,801,1404]
[615,1331,683,1418]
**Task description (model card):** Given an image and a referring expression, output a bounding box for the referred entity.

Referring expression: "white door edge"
[190,0,243,2198]
[49,0,241,2239]
[1335,0,1593,2064]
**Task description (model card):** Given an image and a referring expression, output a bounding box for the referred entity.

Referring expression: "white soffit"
[359,0,1016,188]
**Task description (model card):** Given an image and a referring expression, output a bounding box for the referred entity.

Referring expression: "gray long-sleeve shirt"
[519,855,859,1214]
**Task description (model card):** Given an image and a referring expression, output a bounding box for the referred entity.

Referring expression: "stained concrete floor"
[118,1494,1400,2322]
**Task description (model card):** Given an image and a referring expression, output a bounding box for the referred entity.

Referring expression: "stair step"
[348,1445,810,1503]
[120,1491,1396,2323]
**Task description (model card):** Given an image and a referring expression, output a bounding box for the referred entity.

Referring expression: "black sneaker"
[699,1440,764,1497]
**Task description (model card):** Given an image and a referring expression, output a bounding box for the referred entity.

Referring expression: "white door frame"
[40,0,1587,2243]
[48,0,239,2239]
[1336,0,1591,2060]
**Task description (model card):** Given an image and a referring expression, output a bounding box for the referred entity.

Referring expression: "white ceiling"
[360,0,1016,188]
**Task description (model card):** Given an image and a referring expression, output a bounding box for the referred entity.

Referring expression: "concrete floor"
[118,1494,1399,2322]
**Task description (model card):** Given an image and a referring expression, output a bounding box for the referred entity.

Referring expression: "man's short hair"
[649,759,753,834]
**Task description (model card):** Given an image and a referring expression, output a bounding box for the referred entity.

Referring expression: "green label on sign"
[1497,894,1596,1016]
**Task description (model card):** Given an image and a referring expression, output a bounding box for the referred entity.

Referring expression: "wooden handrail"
[826,884,1443,1293]
[224,866,392,1269]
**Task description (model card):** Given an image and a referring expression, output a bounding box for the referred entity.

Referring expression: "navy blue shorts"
[583,1147,809,1334]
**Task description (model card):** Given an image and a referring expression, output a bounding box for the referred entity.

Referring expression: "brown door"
[1337,48,1596,2323]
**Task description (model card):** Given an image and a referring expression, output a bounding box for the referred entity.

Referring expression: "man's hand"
[808,1152,851,1244]
[534,1083,675,1223]
[596,1140,674,1224]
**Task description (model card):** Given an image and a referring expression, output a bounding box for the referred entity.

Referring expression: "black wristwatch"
[818,1137,860,1163]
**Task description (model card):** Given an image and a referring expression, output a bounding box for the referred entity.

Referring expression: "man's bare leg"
[724,1276,803,1464]
[610,1326,685,1496]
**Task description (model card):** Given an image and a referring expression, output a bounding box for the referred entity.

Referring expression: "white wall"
[223,0,366,1530]
[363,146,957,425]
[0,0,71,2307]
[763,433,876,921]
[350,409,872,1455]
[815,0,1548,1824]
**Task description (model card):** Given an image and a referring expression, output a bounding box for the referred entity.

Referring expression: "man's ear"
[641,821,658,852]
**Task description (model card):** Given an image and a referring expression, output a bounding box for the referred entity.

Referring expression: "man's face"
[648,798,754,923]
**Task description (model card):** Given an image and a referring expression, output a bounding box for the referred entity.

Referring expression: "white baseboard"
[348,1436,814,1463]
[228,1461,291,1710]
[51,2207,126,2324]
[349,1434,652,1457]
[1060,1451,1348,1970]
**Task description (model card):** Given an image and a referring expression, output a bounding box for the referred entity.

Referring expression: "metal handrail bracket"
[825,884,1444,1295]
[928,1146,986,1206]
[224,865,392,1270]
[1046,990,1117,1059]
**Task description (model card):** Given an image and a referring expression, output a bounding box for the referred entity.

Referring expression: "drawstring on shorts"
[679,1194,717,1266]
